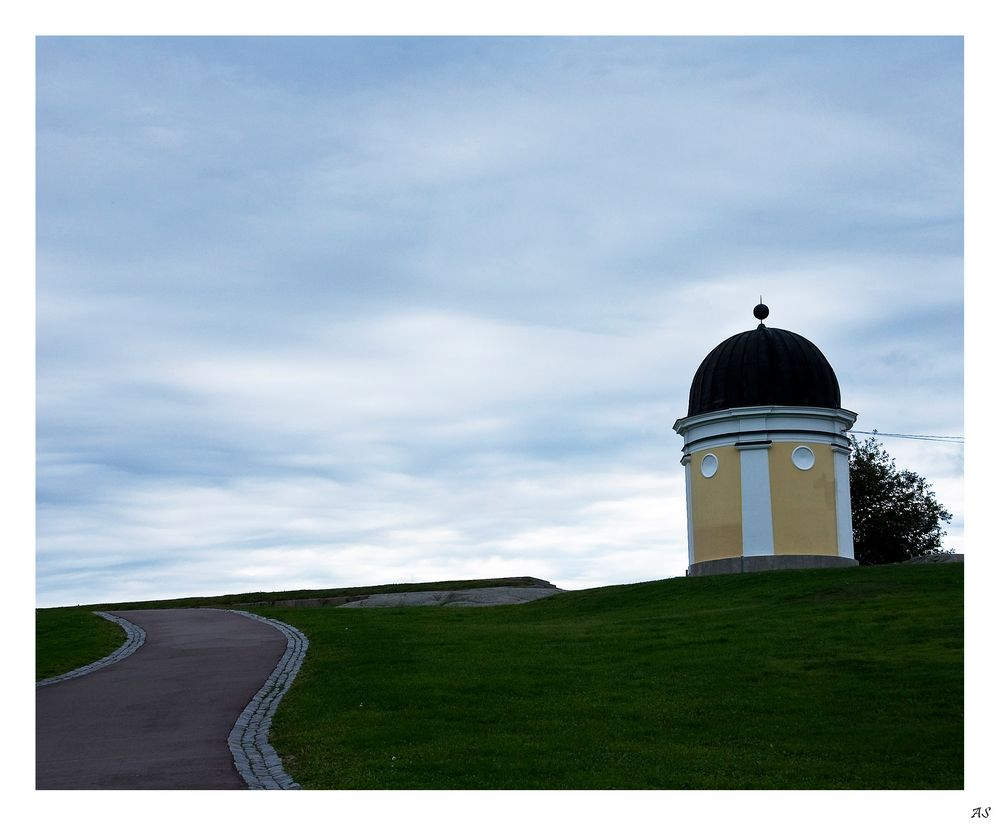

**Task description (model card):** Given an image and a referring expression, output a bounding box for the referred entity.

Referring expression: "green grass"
[36,607,127,682]
[254,564,962,789]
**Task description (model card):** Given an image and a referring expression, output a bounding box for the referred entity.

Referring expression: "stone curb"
[36,611,147,688]
[225,610,309,790]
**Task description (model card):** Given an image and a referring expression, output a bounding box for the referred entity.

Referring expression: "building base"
[687,554,859,577]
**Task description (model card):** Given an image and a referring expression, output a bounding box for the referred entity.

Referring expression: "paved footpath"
[36,608,288,789]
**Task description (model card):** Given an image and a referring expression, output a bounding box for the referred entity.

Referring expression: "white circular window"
[792,445,816,471]
[701,453,719,478]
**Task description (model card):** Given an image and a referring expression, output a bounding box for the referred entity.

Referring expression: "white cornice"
[674,405,858,454]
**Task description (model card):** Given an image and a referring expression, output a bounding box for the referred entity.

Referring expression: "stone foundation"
[687,554,859,577]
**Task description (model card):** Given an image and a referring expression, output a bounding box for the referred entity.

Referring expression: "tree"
[848,435,953,565]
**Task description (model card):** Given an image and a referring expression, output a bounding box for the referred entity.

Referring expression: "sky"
[34,35,965,608]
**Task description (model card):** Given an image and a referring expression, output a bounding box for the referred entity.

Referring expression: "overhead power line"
[853,430,964,444]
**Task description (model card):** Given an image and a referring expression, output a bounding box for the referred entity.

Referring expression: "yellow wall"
[769,442,838,555]
[691,446,743,561]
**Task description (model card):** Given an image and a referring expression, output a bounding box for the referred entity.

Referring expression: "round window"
[792,445,816,471]
[701,453,719,478]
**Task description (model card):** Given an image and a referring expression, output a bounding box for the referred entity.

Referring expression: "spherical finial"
[753,302,769,322]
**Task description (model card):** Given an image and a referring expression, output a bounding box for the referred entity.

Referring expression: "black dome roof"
[687,317,841,417]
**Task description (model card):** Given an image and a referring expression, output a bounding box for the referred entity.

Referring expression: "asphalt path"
[36,608,288,790]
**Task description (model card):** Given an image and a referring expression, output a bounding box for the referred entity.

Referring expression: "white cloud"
[35,37,963,605]
[37,466,687,605]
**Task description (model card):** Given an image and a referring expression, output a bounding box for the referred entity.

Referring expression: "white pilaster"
[681,454,694,567]
[737,443,774,556]
[832,445,855,559]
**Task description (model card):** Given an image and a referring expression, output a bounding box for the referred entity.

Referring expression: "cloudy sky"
[35,36,964,607]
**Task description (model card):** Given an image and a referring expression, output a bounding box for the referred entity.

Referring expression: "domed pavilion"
[672,303,859,576]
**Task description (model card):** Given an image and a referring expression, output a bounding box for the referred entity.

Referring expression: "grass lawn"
[35,607,126,682]
[256,564,963,789]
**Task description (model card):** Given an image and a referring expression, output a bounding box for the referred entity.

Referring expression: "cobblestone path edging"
[36,611,146,687]
[225,611,309,790]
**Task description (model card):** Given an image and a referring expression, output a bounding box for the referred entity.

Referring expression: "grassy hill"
[35,576,551,679]
[256,563,962,789]
[37,564,962,788]
[85,576,553,610]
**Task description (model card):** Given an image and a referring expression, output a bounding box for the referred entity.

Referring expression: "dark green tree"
[849,435,953,565]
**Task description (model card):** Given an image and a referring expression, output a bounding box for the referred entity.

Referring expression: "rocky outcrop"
[339,585,563,608]
[901,553,964,564]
